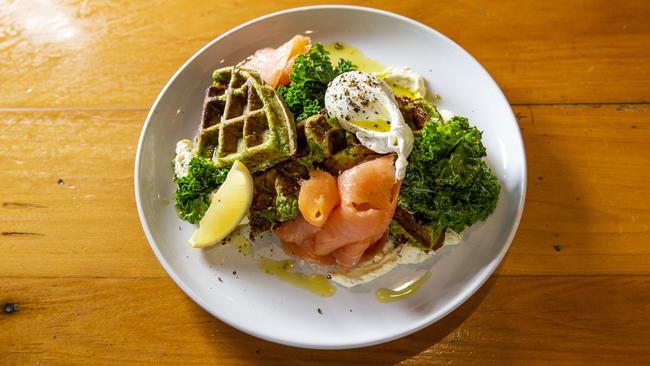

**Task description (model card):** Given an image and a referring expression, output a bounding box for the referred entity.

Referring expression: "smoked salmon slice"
[332,231,389,270]
[274,216,320,245]
[282,241,336,265]
[311,203,393,255]
[298,170,339,227]
[275,216,335,265]
[238,35,311,88]
[338,157,397,211]
[320,183,399,269]
[274,155,399,269]
[313,155,399,255]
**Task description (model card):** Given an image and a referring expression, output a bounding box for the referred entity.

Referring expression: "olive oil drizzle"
[325,42,417,99]
[350,119,391,132]
[376,271,432,303]
[258,257,336,297]
[389,85,418,100]
[229,230,252,255]
[324,42,385,74]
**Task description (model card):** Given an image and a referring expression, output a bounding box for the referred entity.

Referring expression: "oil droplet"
[324,42,385,73]
[229,229,252,256]
[376,271,431,303]
[389,86,417,100]
[258,257,336,297]
[25,88,32,94]
[350,119,391,132]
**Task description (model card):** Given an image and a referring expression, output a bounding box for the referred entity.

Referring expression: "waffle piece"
[195,66,297,173]
[321,133,384,175]
[249,161,309,238]
[390,208,445,251]
[295,113,347,168]
[395,95,443,131]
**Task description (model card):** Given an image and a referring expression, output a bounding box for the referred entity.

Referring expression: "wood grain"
[0,110,165,278]
[1,275,649,365]
[1,0,649,109]
[498,103,650,275]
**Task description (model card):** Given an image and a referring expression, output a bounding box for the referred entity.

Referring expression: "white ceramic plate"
[135,5,526,349]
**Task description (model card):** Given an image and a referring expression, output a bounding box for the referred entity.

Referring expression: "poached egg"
[324,71,414,179]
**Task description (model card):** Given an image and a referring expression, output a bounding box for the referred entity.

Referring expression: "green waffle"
[195,66,296,173]
[295,113,347,168]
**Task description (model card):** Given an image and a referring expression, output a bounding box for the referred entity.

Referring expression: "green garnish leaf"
[278,43,357,121]
[336,58,356,74]
[174,156,229,224]
[275,192,299,222]
[400,116,500,233]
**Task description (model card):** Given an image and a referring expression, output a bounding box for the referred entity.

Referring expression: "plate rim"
[134,4,528,349]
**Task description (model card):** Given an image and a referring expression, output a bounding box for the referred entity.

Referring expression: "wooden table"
[1,1,649,364]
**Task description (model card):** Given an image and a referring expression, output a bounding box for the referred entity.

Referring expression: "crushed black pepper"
[317,308,323,315]
[57,178,64,185]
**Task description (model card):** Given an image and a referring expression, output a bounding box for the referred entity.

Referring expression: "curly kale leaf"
[400,116,500,233]
[174,156,229,224]
[278,43,356,121]
[336,58,357,74]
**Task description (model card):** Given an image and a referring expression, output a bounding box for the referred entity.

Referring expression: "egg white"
[324,71,413,179]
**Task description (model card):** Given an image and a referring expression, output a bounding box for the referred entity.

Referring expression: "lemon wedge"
[189,160,253,248]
